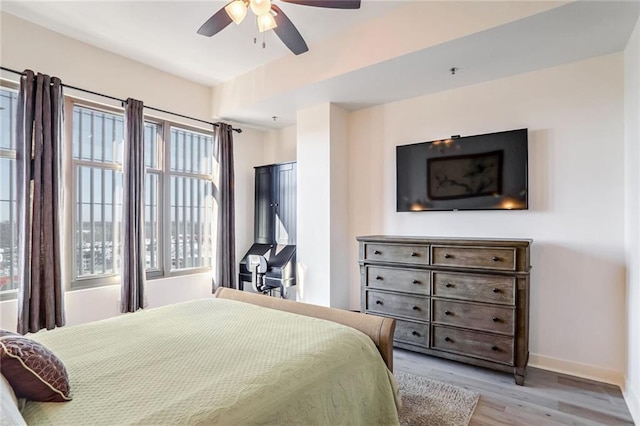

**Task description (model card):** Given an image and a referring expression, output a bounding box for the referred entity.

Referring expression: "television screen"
[396,129,528,212]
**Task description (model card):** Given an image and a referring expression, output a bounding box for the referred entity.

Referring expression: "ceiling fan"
[197,0,361,55]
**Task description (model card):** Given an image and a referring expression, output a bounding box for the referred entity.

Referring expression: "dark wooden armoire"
[238,162,296,297]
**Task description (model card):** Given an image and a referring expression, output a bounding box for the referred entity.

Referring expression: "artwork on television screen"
[396,129,528,212]
[427,151,504,200]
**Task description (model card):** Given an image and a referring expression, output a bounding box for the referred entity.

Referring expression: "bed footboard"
[213,288,396,372]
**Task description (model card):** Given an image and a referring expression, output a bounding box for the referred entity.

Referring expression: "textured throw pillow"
[0,333,72,402]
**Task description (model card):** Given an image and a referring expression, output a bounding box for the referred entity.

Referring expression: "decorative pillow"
[0,333,71,402]
[1,373,26,426]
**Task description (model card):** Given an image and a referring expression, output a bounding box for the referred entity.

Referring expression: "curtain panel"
[16,70,65,334]
[120,98,147,313]
[214,123,236,290]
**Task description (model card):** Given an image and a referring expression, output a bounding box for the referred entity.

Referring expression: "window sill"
[0,290,18,302]
[70,268,213,291]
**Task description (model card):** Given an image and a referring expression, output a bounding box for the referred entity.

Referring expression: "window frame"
[163,123,216,277]
[144,118,164,279]
[0,82,19,300]
[67,97,216,289]
[68,97,125,289]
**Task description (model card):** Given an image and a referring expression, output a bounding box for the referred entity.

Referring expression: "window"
[0,92,216,293]
[72,105,124,282]
[144,122,162,273]
[0,88,18,293]
[70,100,215,287]
[169,127,215,271]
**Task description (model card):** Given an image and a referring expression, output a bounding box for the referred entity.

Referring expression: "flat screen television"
[396,129,528,212]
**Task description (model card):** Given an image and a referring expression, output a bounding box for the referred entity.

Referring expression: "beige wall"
[348,53,627,385]
[264,125,297,165]
[296,104,332,306]
[1,12,211,121]
[624,15,640,424]
[212,2,564,123]
[328,105,349,308]
[0,11,266,330]
[296,103,349,308]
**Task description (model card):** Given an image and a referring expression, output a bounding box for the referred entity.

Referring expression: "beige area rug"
[396,371,480,426]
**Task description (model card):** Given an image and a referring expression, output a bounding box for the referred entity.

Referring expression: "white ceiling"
[1,0,403,85]
[2,1,639,129]
[225,0,640,127]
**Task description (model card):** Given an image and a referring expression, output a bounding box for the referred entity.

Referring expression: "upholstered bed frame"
[214,288,396,372]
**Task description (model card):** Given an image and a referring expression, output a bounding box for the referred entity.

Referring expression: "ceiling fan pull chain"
[262,32,266,49]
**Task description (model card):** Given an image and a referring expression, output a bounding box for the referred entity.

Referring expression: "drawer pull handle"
[412,279,420,284]
[492,256,500,262]
[492,317,500,322]
[375,276,383,281]
[375,300,383,305]
[444,253,452,259]
[410,252,418,257]
[444,311,452,316]
[412,331,420,337]
[444,337,452,342]
[412,306,420,311]
[491,345,499,351]
[445,283,452,288]
[374,250,381,255]
[493,288,500,293]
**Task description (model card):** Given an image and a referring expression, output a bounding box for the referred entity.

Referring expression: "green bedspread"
[21,298,400,425]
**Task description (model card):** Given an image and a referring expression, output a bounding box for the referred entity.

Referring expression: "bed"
[13,288,400,425]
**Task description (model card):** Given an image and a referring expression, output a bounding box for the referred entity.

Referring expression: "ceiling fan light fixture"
[199,0,349,55]
[257,12,277,32]
[250,0,271,16]
[225,0,248,25]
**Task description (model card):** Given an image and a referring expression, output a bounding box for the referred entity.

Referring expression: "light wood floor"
[394,349,634,425]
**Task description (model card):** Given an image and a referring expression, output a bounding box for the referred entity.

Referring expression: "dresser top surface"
[357,235,532,247]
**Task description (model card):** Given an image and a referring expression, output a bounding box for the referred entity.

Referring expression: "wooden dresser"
[358,236,531,385]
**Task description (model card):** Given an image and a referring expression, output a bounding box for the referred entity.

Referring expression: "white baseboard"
[623,382,640,425]
[528,353,625,387]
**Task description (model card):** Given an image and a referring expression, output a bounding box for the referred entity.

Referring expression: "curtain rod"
[0,66,242,134]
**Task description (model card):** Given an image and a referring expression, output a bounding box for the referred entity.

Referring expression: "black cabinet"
[254,167,274,244]
[239,162,297,297]
[254,162,296,245]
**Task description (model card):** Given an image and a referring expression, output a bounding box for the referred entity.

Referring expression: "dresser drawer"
[366,290,429,321]
[432,272,515,305]
[366,266,430,295]
[432,300,515,335]
[365,243,429,265]
[431,245,516,271]
[432,325,514,365]
[394,319,429,348]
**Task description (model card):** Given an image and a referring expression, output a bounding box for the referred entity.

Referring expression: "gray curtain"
[214,123,236,290]
[120,98,147,313]
[16,70,65,334]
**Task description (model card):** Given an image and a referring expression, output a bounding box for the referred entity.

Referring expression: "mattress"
[21,298,400,425]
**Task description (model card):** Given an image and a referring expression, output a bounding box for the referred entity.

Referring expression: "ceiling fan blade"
[279,0,361,9]
[197,6,233,37]
[271,5,309,55]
